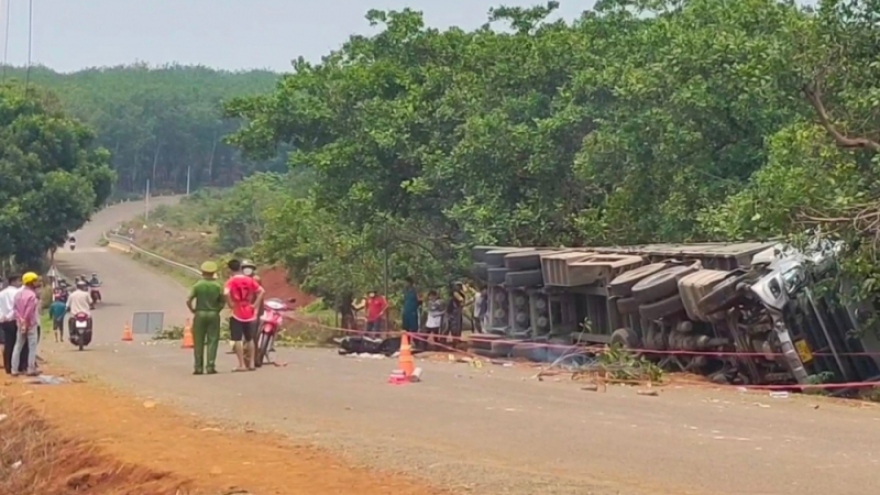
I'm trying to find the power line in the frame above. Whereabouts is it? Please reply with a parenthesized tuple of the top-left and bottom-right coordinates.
(25, 0, 33, 89)
(2, 0, 11, 80)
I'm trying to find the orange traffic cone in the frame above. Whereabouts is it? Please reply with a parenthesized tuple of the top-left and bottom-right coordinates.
(398, 332, 415, 378)
(121, 321, 133, 342)
(181, 318, 194, 349)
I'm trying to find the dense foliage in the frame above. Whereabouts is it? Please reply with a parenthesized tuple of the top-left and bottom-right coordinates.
(0, 83, 115, 269)
(55, 1, 880, 308)
(2, 64, 279, 196)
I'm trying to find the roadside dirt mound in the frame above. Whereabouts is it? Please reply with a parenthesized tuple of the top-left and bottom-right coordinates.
(3, 373, 443, 495)
(0, 396, 192, 495)
(258, 266, 315, 309)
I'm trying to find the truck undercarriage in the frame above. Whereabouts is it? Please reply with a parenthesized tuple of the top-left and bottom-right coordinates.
(470, 242, 880, 389)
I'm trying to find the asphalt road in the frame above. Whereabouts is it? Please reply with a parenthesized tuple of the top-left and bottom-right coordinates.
(44, 199, 880, 495)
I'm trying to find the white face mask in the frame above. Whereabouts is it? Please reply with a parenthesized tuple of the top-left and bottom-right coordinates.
(243, 267, 255, 276)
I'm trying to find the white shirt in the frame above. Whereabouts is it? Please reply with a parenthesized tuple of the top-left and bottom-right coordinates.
(0, 286, 21, 322)
(66, 289, 92, 316)
(473, 292, 484, 318)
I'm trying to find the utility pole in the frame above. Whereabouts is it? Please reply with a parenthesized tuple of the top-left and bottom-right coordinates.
(144, 179, 151, 222)
(186, 165, 191, 195)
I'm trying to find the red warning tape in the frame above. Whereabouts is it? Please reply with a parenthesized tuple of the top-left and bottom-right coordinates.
(280, 314, 880, 391)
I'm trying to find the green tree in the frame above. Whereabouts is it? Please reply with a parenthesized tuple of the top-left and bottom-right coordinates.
(218, 1, 880, 307)
(2, 63, 279, 196)
(0, 83, 115, 268)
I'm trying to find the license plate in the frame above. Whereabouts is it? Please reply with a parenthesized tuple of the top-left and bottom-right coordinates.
(75, 320, 88, 329)
(795, 339, 813, 364)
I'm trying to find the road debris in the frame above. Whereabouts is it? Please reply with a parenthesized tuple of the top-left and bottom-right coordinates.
(24, 374, 66, 385)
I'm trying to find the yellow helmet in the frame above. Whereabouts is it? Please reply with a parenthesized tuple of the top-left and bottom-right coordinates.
(22, 272, 39, 285)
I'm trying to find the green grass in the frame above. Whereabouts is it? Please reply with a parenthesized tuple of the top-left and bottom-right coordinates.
(129, 252, 201, 286)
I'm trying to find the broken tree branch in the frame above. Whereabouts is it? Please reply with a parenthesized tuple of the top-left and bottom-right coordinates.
(802, 83, 880, 153)
(798, 201, 880, 250)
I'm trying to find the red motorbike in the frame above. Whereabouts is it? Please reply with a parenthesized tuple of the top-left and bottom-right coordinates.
(255, 298, 290, 368)
(69, 312, 93, 351)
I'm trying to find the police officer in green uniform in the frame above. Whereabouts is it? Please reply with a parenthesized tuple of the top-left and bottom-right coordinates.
(186, 261, 225, 374)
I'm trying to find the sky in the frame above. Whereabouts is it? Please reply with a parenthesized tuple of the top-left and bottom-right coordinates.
(0, 0, 593, 73)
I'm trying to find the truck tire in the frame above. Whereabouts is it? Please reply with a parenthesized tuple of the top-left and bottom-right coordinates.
(505, 269, 543, 287)
(490, 339, 516, 357)
(473, 348, 505, 359)
(468, 333, 502, 351)
(639, 295, 685, 321)
(472, 262, 489, 282)
(487, 267, 509, 285)
(616, 297, 640, 314)
(609, 263, 668, 297)
(610, 327, 640, 349)
(631, 264, 698, 304)
(472, 246, 497, 263)
(503, 251, 543, 271)
(696, 273, 749, 316)
(485, 250, 514, 267)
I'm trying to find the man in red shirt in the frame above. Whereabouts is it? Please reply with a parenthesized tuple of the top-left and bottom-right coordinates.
(364, 289, 388, 338)
(224, 259, 265, 371)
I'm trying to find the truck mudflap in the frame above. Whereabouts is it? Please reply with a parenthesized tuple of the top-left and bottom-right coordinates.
(782, 289, 880, 386)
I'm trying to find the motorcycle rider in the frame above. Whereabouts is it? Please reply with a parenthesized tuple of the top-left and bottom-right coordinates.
(65, 280, 92, 338)
(68, 235, 76, 251)
(87, 272, 102, 307)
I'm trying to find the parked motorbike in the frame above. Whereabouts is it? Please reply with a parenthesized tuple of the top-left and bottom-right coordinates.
(69, 312, 93, 351)
(255, 298, 290, 367)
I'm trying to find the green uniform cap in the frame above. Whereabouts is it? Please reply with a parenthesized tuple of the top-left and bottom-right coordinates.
(200, 261, 218, 273)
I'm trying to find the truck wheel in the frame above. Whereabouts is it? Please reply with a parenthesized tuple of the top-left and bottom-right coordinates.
(639, 295, 686, 321)
(610, 328, 640, 349)
(609, 263, 668, 297)
(504, 269, 543, 287)
(485, 250, 514, 267)
(471, 246, 496, 263)
(696, 273, 749, 316)
(631, 264, 699, 303)
(487, 268, 509, 285)
(616, 297, 640, 314)
(503, 251, 543, 271)
(471, 262, 489, 282)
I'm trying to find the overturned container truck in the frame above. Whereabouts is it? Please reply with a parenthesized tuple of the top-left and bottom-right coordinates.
(470, 242, 880, 389)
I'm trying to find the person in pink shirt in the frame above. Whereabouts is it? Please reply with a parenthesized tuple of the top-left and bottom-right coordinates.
(11, 272, 40, 376)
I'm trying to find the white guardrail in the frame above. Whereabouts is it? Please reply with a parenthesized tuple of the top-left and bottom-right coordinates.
(103, 231, 201, 276)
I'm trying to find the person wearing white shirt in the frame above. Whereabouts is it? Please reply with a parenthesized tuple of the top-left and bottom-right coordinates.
(0, 275, 23, 374)
(66, 282, 92, 316)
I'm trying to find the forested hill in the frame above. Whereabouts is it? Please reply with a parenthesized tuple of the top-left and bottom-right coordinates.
(0, 64, 280, 196)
